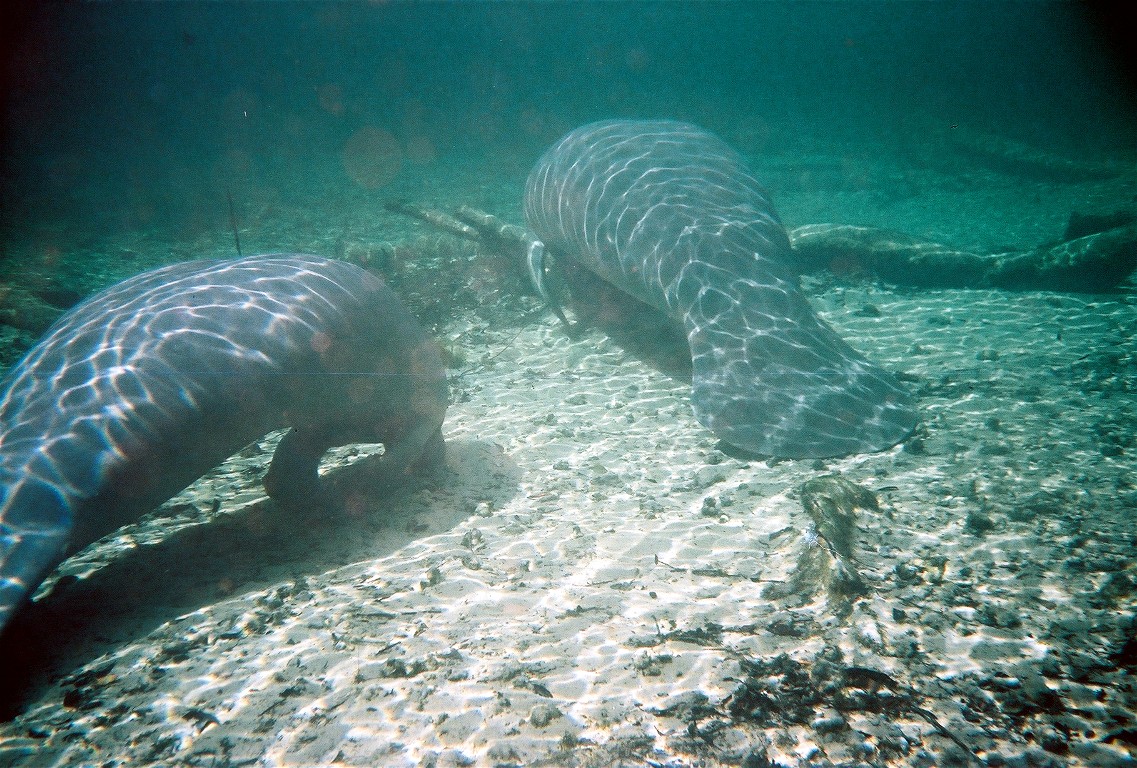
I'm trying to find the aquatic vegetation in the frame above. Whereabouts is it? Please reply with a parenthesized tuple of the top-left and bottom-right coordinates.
(762, 475, 879, 612)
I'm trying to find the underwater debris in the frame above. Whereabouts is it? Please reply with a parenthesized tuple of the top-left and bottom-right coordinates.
(800, 475, 878, 558)
(947, 124, 1126, 182)
(789, 220, 1137, 292)
(0, 282, 64, 336)
(762, 475, 879, 611)
(395, 198, 1137, 295)
(1063, 210, 1136, 240)
(225, 188, 242, 257)
(721, 648, 979, 763)
(384, 200, 482, 241)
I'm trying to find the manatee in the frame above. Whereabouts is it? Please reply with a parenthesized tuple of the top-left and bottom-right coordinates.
(0, 254, 447, 632)
(524, 119, 916, 458)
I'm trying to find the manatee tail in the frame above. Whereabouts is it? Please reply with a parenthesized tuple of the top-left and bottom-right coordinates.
(677, 265, 917, 459)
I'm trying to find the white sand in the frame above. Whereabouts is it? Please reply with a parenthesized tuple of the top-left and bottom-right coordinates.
(1, 137, 1135, 768)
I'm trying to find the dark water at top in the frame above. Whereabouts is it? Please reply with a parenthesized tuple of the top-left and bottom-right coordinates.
(2, 1, 1133, 248)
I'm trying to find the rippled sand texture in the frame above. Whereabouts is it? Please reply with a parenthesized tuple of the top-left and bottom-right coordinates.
(1, 270, 1133, 767)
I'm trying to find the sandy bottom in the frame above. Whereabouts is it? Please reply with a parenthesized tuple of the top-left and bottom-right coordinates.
(0, 133, 1135, 768)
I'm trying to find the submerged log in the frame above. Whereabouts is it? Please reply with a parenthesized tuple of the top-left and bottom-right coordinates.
(391, 201, 1137, 294)
(789, 221, 1137, 292)
(0, 283, 65, 335)
(948, 124, 1131, 183)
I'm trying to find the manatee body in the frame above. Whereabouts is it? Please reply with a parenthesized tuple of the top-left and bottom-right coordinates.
(525, 119, 916, 458)
(0, 255, 447, 632)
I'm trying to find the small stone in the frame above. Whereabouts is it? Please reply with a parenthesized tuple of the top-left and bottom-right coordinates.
(1096, 572, 1135, 604)
(811, 712, 846, 733)
(528, 703, 562, 728)
(1038, 725, 1069, 754)
(894, 562, 922, 584)
(964, 511, 995, 535)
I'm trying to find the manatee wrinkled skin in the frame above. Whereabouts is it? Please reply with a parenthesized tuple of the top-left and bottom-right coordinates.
(525, 119, 916, 459)
(0, 254, 447, 632)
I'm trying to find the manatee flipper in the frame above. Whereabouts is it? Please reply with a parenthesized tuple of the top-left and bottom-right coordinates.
(262, 428, 332, 507)
(526, 240, 550, 306)
(264, 417, 447, 511)
(525, 238, 575, 330)
(323, 422, 448, 504)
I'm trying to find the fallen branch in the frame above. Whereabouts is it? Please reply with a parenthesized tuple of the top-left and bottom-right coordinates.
(948, 123, 1130, 183)
(789, 221, 1137, 292)
(388, 202, 1137, 294)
